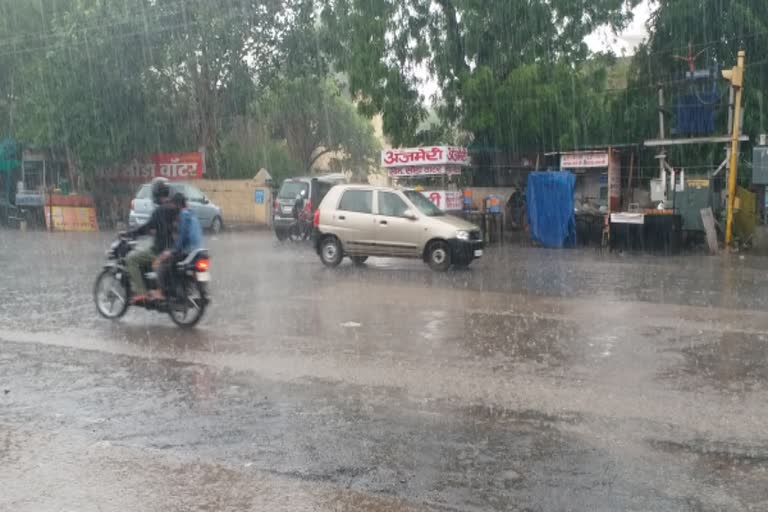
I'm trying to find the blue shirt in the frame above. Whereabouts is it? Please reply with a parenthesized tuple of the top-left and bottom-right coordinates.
(174, 209, 203, 256)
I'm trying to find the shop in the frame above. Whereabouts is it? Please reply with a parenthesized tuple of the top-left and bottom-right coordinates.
(559, 149, 621, 212)
(381, 146, 470, 211)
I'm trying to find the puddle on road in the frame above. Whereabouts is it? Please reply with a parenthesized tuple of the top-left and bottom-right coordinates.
(463, 312, 581, 366)
(662, 330, 768, 392)
(462, 404, 582, 426)
(0, 425, 428, 512)
(650, 438, 768, 506)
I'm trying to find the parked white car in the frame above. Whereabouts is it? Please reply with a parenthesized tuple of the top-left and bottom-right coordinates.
(128, 182, 223, 233)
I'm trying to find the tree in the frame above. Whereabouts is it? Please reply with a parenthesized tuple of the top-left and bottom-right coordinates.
(3, 0, 306, 178)
(142, 0, 301, 175)
(320, 0, 640, 151)
(258, 76, 380, 175)
(615, 0, 768, 172)
(12, 0, 171, 174)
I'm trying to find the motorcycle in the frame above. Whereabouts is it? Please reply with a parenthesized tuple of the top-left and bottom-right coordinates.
(288, 191, 312, 241)
(93, 236, 211, 328)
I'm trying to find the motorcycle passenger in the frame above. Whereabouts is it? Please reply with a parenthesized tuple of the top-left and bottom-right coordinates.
(153, 192, 203, 300)
(124, 177, 179, 304)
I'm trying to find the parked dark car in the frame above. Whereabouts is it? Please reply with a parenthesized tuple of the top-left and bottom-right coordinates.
(273, 174, 346, 241)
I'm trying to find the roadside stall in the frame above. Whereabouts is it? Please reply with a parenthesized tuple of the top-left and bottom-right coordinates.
(558, 149, 621, 249)
(381, 146, 470, 212)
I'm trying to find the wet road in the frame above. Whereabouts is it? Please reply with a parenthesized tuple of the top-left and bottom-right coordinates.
(2, 229, 768, 511)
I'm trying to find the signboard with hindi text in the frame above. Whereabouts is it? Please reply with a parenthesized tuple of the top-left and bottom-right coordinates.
(388, 165, 462, 178)
(96, 152, 204, 182)
(560, 152, 610, 169)
(44, 206, 99, 232)
(381, 146, 470, 168)
(422, 190, 463, 211)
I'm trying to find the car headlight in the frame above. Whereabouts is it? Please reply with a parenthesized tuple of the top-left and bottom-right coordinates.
(456, 230, 470, 241)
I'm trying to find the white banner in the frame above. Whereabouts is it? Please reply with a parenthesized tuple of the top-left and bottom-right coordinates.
(388, 165, 462, 178)
(561, 152, 609, 169)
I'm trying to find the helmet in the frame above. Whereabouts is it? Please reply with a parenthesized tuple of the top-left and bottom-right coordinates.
(171, 191, 187, 209)
(150, 177, 170, 205)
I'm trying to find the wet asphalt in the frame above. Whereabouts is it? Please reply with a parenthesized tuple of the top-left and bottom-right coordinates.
(1, 229, 768, 511)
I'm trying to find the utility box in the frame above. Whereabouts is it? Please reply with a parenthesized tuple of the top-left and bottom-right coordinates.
(675, 178, 713, 232)
(650, 179, 665, 202)
(753, 147, 768, 184)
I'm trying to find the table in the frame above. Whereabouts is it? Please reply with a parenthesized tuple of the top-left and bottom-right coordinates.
(610, 213, 682, 254)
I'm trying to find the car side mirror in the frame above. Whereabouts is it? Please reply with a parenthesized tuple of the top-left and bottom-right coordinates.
(202, 195, 209, 204)
(403, 209, 417, 220)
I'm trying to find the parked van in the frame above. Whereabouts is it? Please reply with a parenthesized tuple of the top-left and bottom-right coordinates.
(273, 174, 346, 241)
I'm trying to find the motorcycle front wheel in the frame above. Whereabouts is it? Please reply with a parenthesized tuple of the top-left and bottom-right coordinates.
(94, 268, 130, 320)
(168, 278, 207, 328)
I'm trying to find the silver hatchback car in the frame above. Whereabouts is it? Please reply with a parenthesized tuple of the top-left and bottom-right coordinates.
(128, 182, 224, 233)
(313, 184, 484, 271)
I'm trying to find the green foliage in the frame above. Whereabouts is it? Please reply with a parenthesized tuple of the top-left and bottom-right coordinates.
(616, 0, 768, 170)
(219, 123, 303, 183)
(258, 76, 380, 175)
(321, 0, 640, 150)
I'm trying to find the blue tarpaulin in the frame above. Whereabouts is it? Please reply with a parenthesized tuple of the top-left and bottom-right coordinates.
(675, 93, 718, 135)
(527, 171, 576, 248)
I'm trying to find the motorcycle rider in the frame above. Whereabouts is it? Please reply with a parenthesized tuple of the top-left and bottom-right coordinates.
(292, 189, 309, 239)
(123, 177, 179, 304)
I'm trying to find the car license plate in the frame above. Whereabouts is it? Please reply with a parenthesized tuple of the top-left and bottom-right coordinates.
(196, 271, 211, 282)
(282, 206, 293, 215)
(474, 249, 483, 257)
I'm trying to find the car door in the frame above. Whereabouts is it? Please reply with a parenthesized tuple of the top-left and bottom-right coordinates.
(333, 189, 377, 255)
(131, 184, 155, 227)
(375, 191, 424, 257)
(182, 184, 211, 227)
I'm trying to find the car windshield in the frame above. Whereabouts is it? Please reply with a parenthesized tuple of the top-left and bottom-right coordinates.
(135, 184, 151, 199)
(404, 190, 444, 217)
(278, 181, 308, 200)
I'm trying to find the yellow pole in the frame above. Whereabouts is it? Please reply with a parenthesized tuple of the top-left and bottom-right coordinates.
(723, 50, 746, 246)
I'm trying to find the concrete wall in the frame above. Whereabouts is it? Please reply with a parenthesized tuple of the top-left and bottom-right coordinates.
(195, 179, 272, 226)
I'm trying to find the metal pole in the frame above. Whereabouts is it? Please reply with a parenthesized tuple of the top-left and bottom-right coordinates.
(724, 51, 746, 246)
(657, 85, 667, 196)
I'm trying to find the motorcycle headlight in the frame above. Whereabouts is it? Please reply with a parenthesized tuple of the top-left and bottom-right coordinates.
(456, 230, 470, 241)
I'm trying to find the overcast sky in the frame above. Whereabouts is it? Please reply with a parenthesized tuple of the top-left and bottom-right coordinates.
(585, 0, 654, 55)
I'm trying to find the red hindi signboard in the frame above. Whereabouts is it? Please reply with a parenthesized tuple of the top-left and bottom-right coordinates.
(96, 152, 204, 182)
(381, 146, 470, 168)
(152, 152, 204, 180)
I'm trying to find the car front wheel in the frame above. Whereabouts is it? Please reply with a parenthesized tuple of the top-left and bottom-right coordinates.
(427, 241, 451, 272)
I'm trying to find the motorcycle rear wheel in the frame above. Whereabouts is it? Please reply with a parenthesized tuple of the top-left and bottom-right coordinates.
(168, 278, 207, 328)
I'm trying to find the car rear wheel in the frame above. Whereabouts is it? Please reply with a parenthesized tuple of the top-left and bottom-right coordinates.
(275, 229, 289, 241)
(320, 236, 343, 268)
(427, 241, 451, 272)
